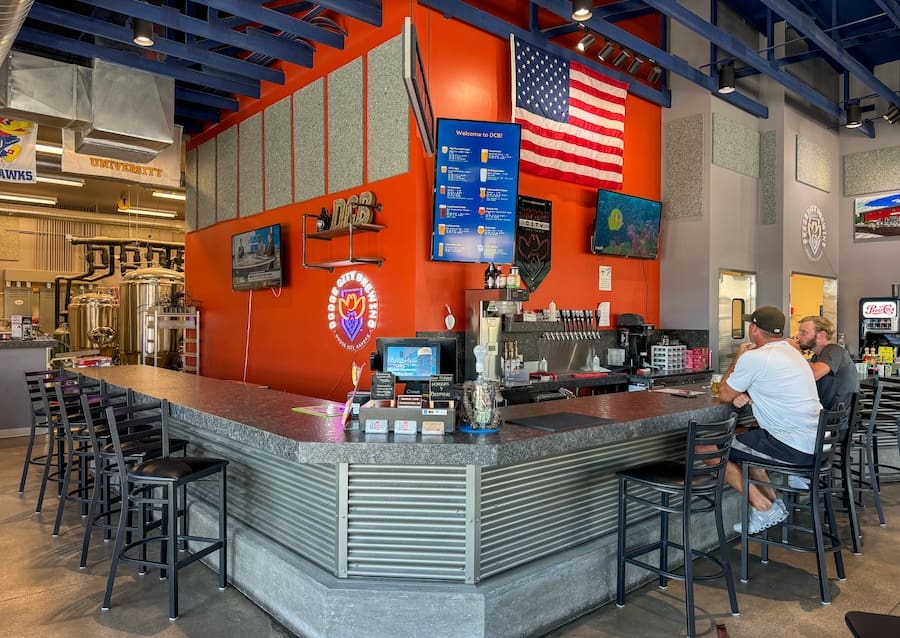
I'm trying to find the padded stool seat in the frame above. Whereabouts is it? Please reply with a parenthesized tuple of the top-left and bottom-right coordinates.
(617, 413, 738, 638)
(845, 611, 900, 637)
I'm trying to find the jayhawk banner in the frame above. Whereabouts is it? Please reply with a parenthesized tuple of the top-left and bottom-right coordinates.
(0, 118, 38, 183)
(328, 270, 379, 352)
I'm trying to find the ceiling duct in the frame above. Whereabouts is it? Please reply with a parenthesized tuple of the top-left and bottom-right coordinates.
(0, 55, 176, 163)
(75, 60, 175, 164)
(0, 51, 91, 128)
(0, 0, 33, 63)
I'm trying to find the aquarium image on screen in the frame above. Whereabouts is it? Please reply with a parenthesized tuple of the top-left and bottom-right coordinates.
(591, 190, 662, 259)
(232, 223, 283, 291)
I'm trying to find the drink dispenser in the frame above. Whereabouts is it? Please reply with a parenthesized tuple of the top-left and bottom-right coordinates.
(465, 288, 529, 381)
(616, 313, 654, 370)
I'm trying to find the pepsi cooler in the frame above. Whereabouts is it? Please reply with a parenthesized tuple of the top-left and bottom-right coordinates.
(859, 296, 900, 357)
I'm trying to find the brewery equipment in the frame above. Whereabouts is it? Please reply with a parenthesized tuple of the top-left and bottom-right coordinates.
(67, 292, 118, 356)
(465, 288, 529, 381)
(119, 267, 185, 366)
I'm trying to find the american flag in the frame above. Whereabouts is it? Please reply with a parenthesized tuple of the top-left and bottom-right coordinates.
(511, 36, 627, 190)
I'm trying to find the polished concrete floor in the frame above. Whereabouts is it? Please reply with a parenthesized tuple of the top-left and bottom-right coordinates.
(2, 434, 898, 638)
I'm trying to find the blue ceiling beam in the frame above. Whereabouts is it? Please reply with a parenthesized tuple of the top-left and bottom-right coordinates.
(872, 0, 900, 29)
(528, 0, 768, 116)
(176, 102, 221, 124)
(175, 87, 239, 112)
(309, 0, 382, 27)
(189, 0, 344, 49)
(80, 0, 314, 67)
(757, 0, 900, 108)
(641, 0, 839, 119)
(420, 0, 672, 108)
(15, 26, 261, 98)
(28, 2, 285, 86)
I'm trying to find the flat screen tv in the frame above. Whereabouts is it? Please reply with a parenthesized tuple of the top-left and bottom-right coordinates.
(591, 190, 662, 259)
(231, 223, 283, 291)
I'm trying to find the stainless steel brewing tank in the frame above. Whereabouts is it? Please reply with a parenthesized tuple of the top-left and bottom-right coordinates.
(68, 292, 118, 355)
(118, 267, 185, 366)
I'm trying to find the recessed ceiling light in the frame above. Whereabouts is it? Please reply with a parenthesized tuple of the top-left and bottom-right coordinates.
(0, 193, 58, 205)
(151, 190, 187, 201)
(117, 205, 177, 218)
(36, 175, 85, 187)
(35, 143, 63, 155)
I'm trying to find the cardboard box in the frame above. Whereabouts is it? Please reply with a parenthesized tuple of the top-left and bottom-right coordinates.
(359, 401, 456, 434)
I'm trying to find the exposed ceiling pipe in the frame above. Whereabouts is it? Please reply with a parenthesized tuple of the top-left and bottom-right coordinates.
(0, 1, 35, 63)
(67, 235, 185, 249)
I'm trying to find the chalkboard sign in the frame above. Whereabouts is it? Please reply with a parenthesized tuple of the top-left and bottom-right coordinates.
(371, 372, 396, 401)
(429, 374, 454, 403)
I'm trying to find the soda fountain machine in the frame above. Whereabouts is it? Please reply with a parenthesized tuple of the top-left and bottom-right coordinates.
(859, 286, 900, 358)
(464, 288, 529, 381)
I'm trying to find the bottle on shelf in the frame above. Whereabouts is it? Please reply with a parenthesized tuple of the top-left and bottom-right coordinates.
(495, 265, 506, 289)
(484, 262, 495, 289)
(508, 266, 519, 289)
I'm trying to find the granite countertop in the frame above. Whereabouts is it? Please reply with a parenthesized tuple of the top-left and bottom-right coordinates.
(81, 365, 731, 467)
(0, 338, 57, 350)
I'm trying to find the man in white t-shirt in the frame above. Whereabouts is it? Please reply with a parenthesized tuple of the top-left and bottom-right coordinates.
(718, 306, 822, 534)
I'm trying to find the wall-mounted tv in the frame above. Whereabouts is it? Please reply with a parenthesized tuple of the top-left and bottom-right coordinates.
(231, 223, 283, 291)
(591, 190, 662, 259)
(431, 118, 522, 264)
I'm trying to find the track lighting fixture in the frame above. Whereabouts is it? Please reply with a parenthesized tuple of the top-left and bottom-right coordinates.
(627, 55, 644, 75)
(612, 49, 631, 69)
(646, 63, 662, 85)
(132, 18, 154, 47)
(884, 104, 900, 124)
(718, 63, 735, 94)
(576, 33, 595, 52)
(597, 40, 616, 62)
(845, 103, 862, 129)
(571, 0, 592, 22)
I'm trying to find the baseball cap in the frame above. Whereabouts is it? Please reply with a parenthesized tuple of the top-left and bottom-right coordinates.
(742, 306, 785, 335)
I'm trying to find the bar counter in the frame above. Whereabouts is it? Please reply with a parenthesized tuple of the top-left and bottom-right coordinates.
(0, 338, 54, 435)
(82, 365, 734, 638)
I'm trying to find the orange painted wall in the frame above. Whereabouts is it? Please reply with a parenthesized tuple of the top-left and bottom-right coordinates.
(186, 3, 662, 400)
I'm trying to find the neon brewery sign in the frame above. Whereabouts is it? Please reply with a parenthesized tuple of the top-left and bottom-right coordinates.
(328, 270, 379, 351)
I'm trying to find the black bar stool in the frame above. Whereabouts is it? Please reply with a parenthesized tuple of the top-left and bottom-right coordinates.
(827, 393, 863, 555)
(78, 389, 187, 568)
(102, 400, 228, 620)
(50, 376, 128, 536)
(853, 376, 900, 526)
(616, 413, 739, 638)
(19, 369, 76, 495)
(33, 370, 91, 514)
(738, 406, 846, 604)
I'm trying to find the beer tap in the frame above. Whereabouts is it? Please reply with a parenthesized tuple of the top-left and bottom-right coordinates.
(576, 309, 586, 339)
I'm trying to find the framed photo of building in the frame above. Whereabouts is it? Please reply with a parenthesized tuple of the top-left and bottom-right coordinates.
(854, 192, 900, 241)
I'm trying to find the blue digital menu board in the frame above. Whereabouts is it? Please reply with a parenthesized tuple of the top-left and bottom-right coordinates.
(431, 119, 522, 263)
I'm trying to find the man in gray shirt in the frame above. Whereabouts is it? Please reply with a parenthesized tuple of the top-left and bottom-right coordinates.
(789, 315, 859, 490)
(793, 315, 859, 411)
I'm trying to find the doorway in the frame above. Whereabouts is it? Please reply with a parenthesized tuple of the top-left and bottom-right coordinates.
(789, 273, 837, 338)
(718, 270, 757, 372)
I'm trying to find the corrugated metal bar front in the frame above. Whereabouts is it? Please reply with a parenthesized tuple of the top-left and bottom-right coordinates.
(346, 464, 469, 581)
(479, 431, 686, 580)
(169, 418, 340, 573)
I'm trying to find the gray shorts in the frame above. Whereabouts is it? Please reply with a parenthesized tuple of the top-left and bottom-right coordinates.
(729, 428, 812, 466)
